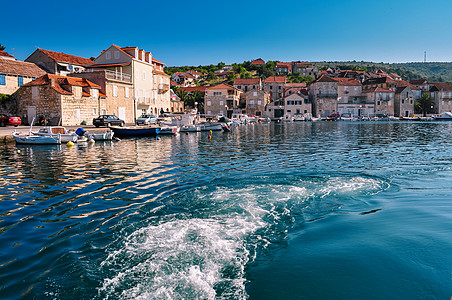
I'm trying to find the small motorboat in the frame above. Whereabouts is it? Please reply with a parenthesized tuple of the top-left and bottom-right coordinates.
(196, 122, 223, 131)
(434, 112, 452, 121)
(180, 125, 201, 132)
(33, 126, 79, 143)
(13, 131, 61, 145)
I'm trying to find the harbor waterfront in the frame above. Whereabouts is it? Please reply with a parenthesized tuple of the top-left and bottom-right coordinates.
(0, 121, 452, 299)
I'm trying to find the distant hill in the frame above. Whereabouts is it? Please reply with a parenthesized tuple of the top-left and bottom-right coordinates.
(313, 61, 452, 82)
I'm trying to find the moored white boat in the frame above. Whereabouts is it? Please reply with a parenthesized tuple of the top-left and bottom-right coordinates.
(86, 131, 115, 141)
(13, 131, 61, 145)
(32, 126, 78, 143)
(159, 126, 180, 135)
(434, 112, 452, 121)
(196, 122, 223, 131)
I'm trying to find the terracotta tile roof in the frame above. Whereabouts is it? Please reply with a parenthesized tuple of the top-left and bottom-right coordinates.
(153, 69, 170, 76)
(397, 80, 420, 90)
(429, 82, 452, 92)
(285, 82, 306, 88)
(234, 78, 261, 85)
(37, 48, 94, 66)
(362, 76, 396, 85)
(0, 50, 14, 59)
(331, 77, 362, 86)
(264, 76, 286, 83)
(0, 57, 46, 77)
(410, 79, 427, 85)
(215, 71, 234, 76)
(152, 57, 165, 65)
(207, 83, 236, 90)
(187, 70, 204, 76)
(313, 75, 338, 83)
(363, 87, 394, 93)
(251, 59, 265, 65)
(174, 72, 195, 78)
(170, 80, 181, 86)
(22, 74, 100, 95)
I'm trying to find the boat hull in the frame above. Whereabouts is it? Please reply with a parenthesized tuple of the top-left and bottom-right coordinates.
(13, 132, 61, 145)
(110, 126, 160, 137)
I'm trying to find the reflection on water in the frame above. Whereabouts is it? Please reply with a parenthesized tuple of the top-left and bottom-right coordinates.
(0, 122, 452, 298)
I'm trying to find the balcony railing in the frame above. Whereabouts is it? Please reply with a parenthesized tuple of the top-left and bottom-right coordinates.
(137, 97, 151, 105)
(159, 83, 170, 92)
(105, 70, 132, 83)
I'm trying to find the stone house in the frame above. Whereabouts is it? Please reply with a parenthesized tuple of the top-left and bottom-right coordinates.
(71, 70, 134, 123)
(245, 89, 270, 116)
(233, 78, 262, 92)
(276, 62, 292, 74)
(13, 74, 103, 126)
(362, 87, 395, 116)
(87, 44, 171, 119)
(394, 86, 415, 117)
(283, 89, 311, 118)
(427, 82, 452, 114)
(204, 83, 242, 117)
(292, 62, 319, 78)
(171, 72, 196, 86)
(0, 50, 46, 95)
(332, 78, 370, 116)
(309, 75, 338, 118)
(25, 48, 93, 76)
(263, 76, 286, 102)
(362, 76, 399, 90)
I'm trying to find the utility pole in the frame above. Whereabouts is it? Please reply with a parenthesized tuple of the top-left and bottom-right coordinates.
(424, 51, 427, 63)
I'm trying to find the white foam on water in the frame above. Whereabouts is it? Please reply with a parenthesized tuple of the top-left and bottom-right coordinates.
(98, 176, 386, 299)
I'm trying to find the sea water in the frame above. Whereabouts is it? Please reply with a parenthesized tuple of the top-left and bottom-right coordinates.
(0, 121, 451, 299)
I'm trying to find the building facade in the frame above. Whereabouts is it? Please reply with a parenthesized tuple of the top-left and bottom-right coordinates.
(245, 89, 270, 116)
(0, 51, 46, 95)
(309, 75, 339, 118)
(263, 76, 286, 102)
(204, 83, 242, 117)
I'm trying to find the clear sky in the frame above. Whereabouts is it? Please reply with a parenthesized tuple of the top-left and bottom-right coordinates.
(3, 0, 452, 66)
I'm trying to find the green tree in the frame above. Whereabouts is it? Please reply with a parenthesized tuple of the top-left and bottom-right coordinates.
(189, 90, 205, 113)
(415, 92, 434, 117)
(0, 44, 5, 51)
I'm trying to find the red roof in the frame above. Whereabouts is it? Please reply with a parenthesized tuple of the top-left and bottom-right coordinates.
(363, 87, 393, 93)
(314, 75, 338, 83)
(234, 78, 261, 85)
(153, 69, 170, 76)
(22, 74, 100, 95)
(215, 71, 234, 76)
(152, 57, 165, 65)
(207, 83, 236, 90)
(0, 50, 14, 59)
(285, 82, 307, 88)
(331, 77, 362, 86)
(37, 48, 94, 66)
(251, 59, 265, 65)
(170, 80, 181, 86)
(264, 76, 286, 83)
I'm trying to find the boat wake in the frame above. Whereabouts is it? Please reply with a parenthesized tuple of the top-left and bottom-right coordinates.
(97, 175, 388, 299)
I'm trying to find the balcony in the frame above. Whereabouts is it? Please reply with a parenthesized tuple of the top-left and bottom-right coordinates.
(137, 97, 151, 105)
(158, 83, 170, 92)
(105, 70, 132, 83)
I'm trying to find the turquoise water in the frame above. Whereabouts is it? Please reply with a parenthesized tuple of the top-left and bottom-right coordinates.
(0, 122, 451, 299)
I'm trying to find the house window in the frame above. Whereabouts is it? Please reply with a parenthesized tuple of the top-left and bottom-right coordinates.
(113, 85, 118, 97)
(270, 86, 272, 89)
(135, 70, 139, 79)
(0, 74, 6, 85)
(92, 89, 98, 98)
(125, 87, 129, 98)
(213, 92, 222, 96)
(106, 52, 111, 60)
(402, 99, 404, 104)
(253, 92, 257, 96)
(101, 109, 107, 115)
(93, 108, 97, 115)
(220, 100, 224, 105)
(18, 76, 23, 86)
(114, 51, 120, 59)
(143, 71, 146, 80)
(258, 101, 262, 105)
(207, 101, 211, 106)
(250, 100, 255, 105)
(207, 111, 212, 115)
(237, 85, 241, 89)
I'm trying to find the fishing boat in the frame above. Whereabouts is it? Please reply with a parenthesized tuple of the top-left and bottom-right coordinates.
(110, 126, 160, 137)
(13, 131, 61, 145)
(180, 125, 201, 132)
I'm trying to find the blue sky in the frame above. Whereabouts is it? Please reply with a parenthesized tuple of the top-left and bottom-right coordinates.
(3, 0, 452, 66)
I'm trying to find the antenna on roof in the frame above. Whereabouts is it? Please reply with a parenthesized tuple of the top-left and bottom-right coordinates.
(424, 51, 426, 63)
